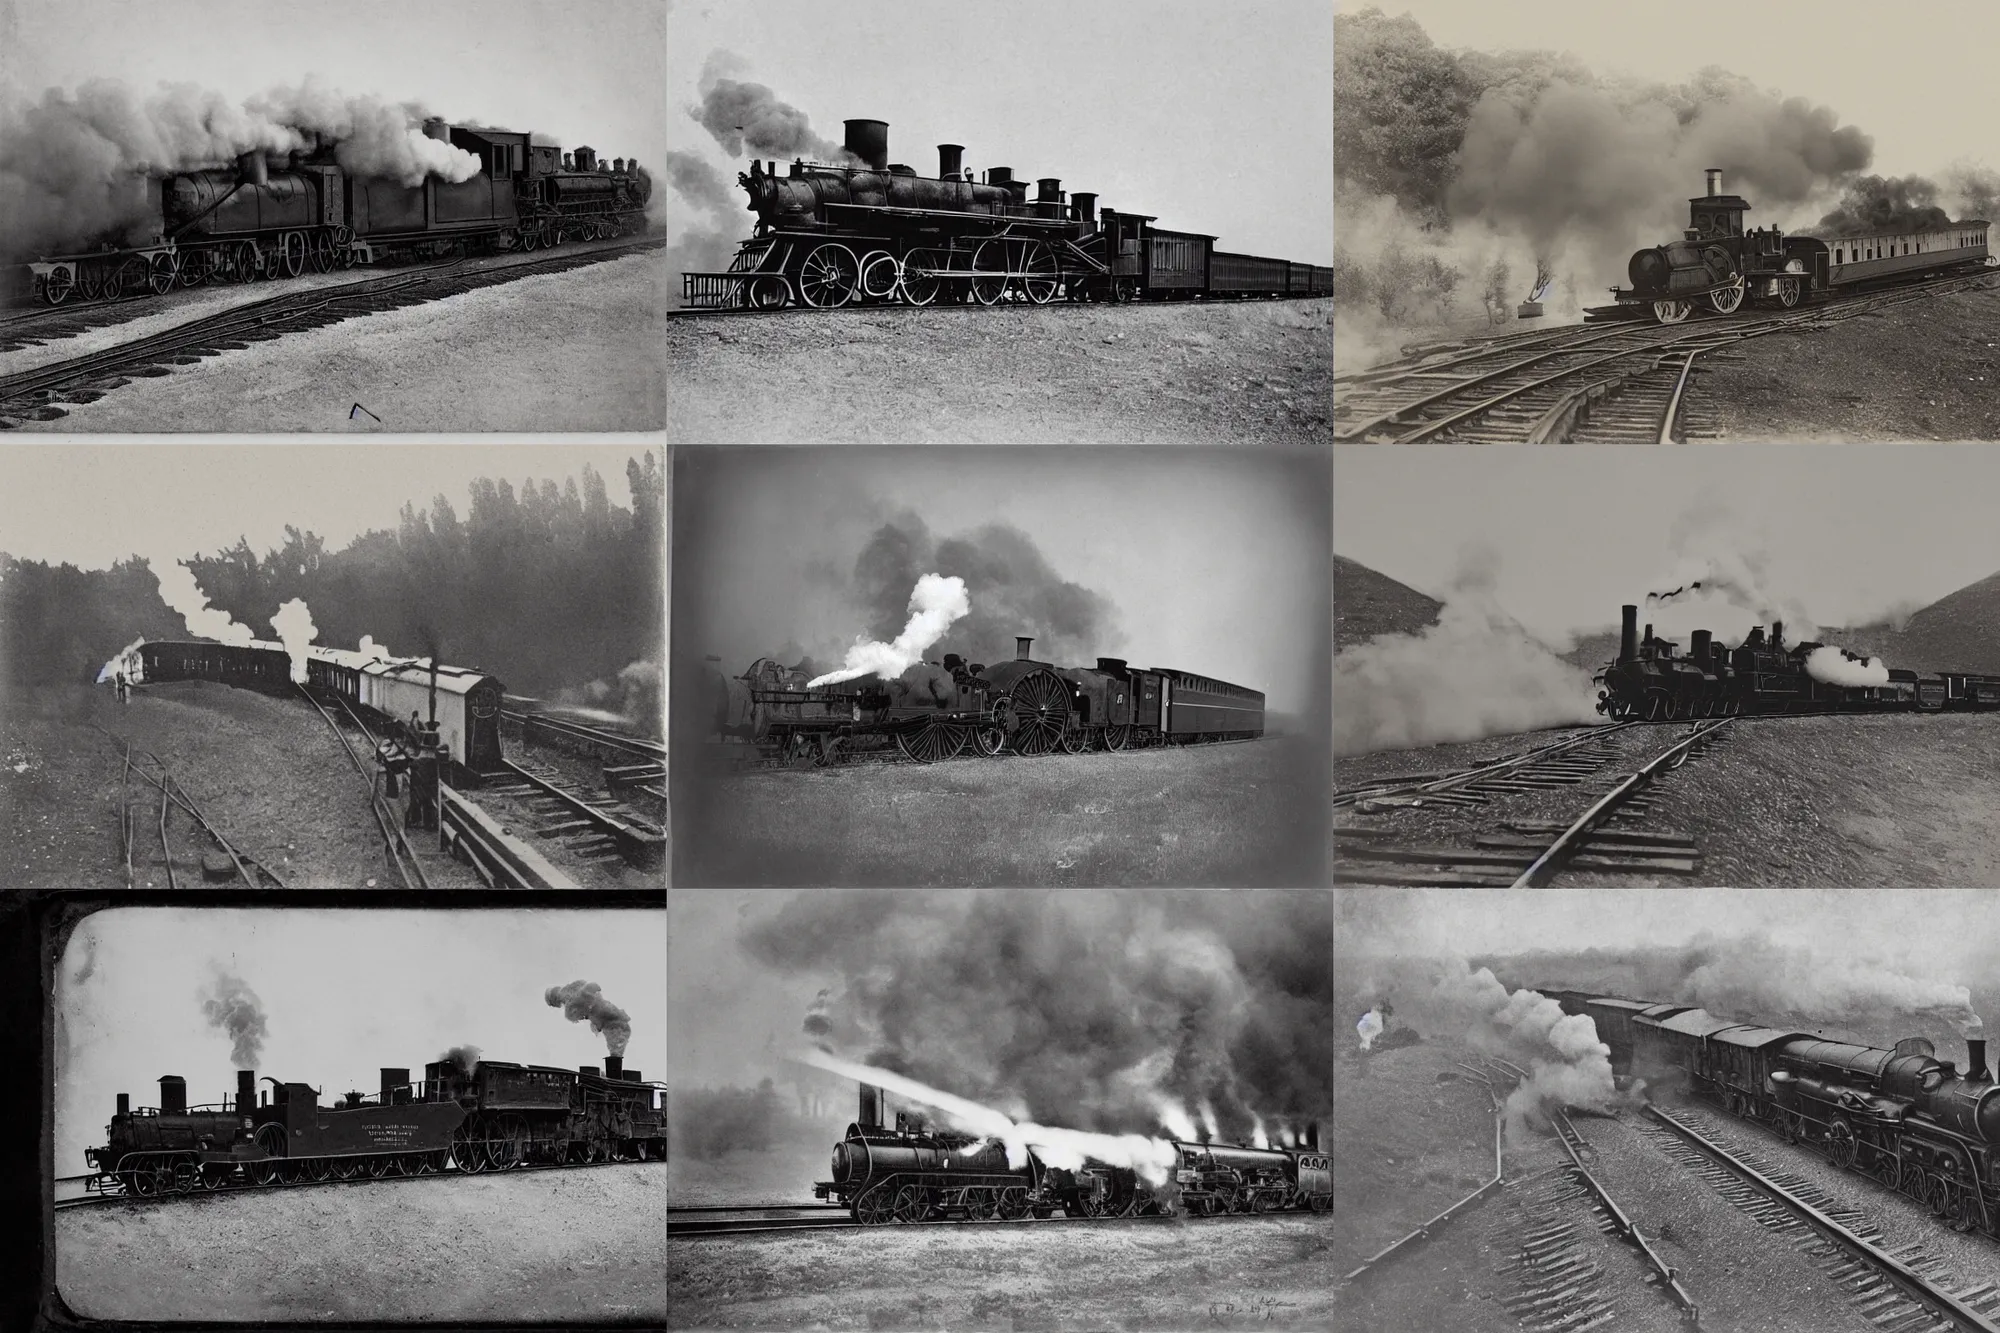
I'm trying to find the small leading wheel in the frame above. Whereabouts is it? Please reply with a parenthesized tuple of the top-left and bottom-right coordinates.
(79, 263, 105, 301)
(42, 266, 73, 306)
(148, 252, 179, 295)
(199, 1166, 226, 1191)
(180, 249, 214, 288)
(854, 1186, 896, 1224)
(234, 241, 259, 283)
(520, 224, 541, 252)
(310, 231, 335, 273)
(968, 722, 1007, 757)
(970, 238, 1009, 305)
(1113, 277, 1137, 304)
(892, 1184, 929, 1223)
(1707, 280, 1744, 314)
(1007, 237, 1059, 304)
(1773, 275, 1801, 309)
(366, 1155, 390, 1179)
(1651, 298, 1692, 324)
(897, 719, 965, 764)
(900, 248, 943, 306)
(798, 242, 860, 308)
(748, 275, 791, 310)
(1059, 725, 1086, 755)
(859, 250, 901, 302)
(281, 231, 306, 278)
(1103, 724, 1129, 752)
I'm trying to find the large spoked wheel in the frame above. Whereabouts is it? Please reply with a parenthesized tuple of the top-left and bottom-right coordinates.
(1007, 238, 1059, 304)
(310, 231, 335, 273)
(147, 252, 180, 295)
(1773, 276, 1801, 309)
(970, 239, 1009, 305)
(248, 1126, 285, 1184)
(1826, 1117, 1857, 1172)
(900, 248, 942, 306)
(281, 231, 305, 278)
(234, 241, 259, 283)
(859, 250, 901, 302)
(776, 733, 818, 769)
(996, 1186, 1031, 1220)
(748, 275, 791, 310)
(1707, 279, 1744, 314)
(798, 242, 860, 308)
(1079, 1191, 1113, 1218)
(1003, 672, 1071, 755)
(1059, 724, 1087, 755)
(126, 1164, 160, 1198)
(79, 263, 105, 301)
(812, 733, 845, 767)
(1651, 298, 1692, 324)
(332, 1157, 364, 1181)
(897, 719, 966, 764)
(854, 1186, 896, 1225)
(454, 1122, 489, 1173)
(180, 249, 215, 288)
(966, 1191, 999, 1220)
(968, 721, 1007, 757)
(491, 1114, 527, 1171)
(1104, 724, 1130, 752)
(366, 1154, 391, 1179)
(892, 1184, 930, 1224)
(114, 257, 149, 300)
(42, 266, 73, 306)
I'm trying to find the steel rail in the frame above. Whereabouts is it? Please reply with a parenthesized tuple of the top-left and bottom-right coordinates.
(498, 758, 662, 865)
(1658, 349, 1702, 445)
(1646, 1106, 2000, 1333)
(502, 708, 665, 760)
(1507, 718, 1733, 888)
(327, 694, 435, 892)
(96, 729, 278, 887)
(668, 1203, 848, 1213)
(294, 685, 430, 892)
(671, 1210, 1278, 1239)
(157, 778, 177, 892)
(1333, 720, 1642, 809)
(1553, 1109, 1702, 1326)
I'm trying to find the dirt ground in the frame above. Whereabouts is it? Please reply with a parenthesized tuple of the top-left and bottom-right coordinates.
(674, 735, 1328, 886)
(9, 250, 665, 433)
(667, 299, 1332, 445)
(671, 1215, 1334, 1331)
(55, 1162, 665, 1322)
(1697, 280, 2000, 440)
(1, 681, 480, 889)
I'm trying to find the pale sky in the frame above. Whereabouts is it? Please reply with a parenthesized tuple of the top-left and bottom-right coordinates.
(1343, 0, 2000, 183)
(0, 444, 652, 570)
(1332, 445, 2000, 640)
(1, 0, 666, 174)
(668, 889, 819, 1089)
(55, 907, 665, 1178)
(666, 0, 1333, 267)
(676, 448, 1330, 714)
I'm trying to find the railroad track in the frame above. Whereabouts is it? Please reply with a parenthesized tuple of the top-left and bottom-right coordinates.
(669, 1208, 1276, 1238)
(666, 294, 1327, 320)
(1549, 1108, 1703, 1327)
(1334, 721, 1644, 810)
(1644, 1105, 2000, 1333)
(93, 726, 287, 888)
(487, 757, 664, 869)
(0, 236, 662, 423)
(1333, 269, 2000, 444)
(295, 686, 433, 891)
(1336, 717, 1734, 887)
(502, 708, 663, 763)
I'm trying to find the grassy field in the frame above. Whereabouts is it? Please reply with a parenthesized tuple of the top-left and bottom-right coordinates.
(672, 735, 1327, 886)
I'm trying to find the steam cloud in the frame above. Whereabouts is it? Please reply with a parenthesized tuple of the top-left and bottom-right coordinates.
(438, 1043, 481, 1076)
(690, 50, 857, 165)
(1356, 1005, 1384, 1052)
(1668, 936, 1976, 1033)
(742, 890, 1331, 1143)
(556, 658, 662, 733)
(199, 969, 268, 1068)
(0, 78, 482, 260)
(156, 559, 253, 645)
(664, 149, 735, 214)
(545, 979, 633, 1056)
(268, 598, 317, 684)
(357, 634, 393, 663)
(96, 636, 145, 685)
(809, 574, 971, 686)
(1803, 645, 1889, 687)
(1335, 545, 1600, 756)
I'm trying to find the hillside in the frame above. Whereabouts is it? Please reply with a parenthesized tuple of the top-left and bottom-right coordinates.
(1333, 554, 1442, 650)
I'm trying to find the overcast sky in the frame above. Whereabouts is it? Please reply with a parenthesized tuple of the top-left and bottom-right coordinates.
(1, 0, 665, 174)
(1351, 0, 2000, 181)
(669, 889, 819, 1090)
(676, 448, 1329, 713)
(1333, 445, 2000, 640)
(0, 444, 650, 570)
(55, 908, 664, 1178)
(666, 0, 1332, 269)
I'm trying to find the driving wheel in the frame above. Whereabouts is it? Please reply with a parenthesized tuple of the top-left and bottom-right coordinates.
(897, 718, 965, 764)
(798, 242, 859, 308)
(1651, 298, 1691, 324)
(855, 1186, 896, 1224)
(1003, 671, 1071, 755)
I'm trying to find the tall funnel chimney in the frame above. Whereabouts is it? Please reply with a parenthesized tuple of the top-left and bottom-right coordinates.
(1771, 621, 1785, 651)
(236, 1070, 255, 1117)
(116, 1093, 129, 1116)
(1691, 629, 1712, 664)
(1016, 636, 1033, 661)
(605, 1054, 623, 1080)
(858, 1084, 883, 1128)
(1643, 623, 1654, 648)
(1619, 606, 1638, 663)
(1705, 168, 1722, 198)
(843, 119, 888, 170)
(381, 1067, 409, 1104)
(424, 117, 450, 143)
(159, 1075, 186, 1115)
(236, 151, 268, 188)
(1970, 1038, 1989, 1084)
(937, 144, 963, 179)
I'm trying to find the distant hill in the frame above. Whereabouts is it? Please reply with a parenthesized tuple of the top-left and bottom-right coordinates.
(1334, 555, 1442, 650)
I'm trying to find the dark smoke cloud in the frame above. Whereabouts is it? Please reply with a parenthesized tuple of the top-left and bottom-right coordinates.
(1816, 174, 1953, 236)
(664, 148, 735, 214)
(689, 50, 857, 165)
(199, 969, 267, 1068)
(663, 142, 742, 308)
(438, 1044, 482, 1076)
(545, 979, 633, 1056)
(740, 890, 1331, 1139)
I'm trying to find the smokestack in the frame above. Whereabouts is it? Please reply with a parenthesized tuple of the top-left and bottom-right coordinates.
(1072, 191, 1098, 229)
(987, 166, 1013, 186)
(1036, 177, 1062, 201)
(605, 1054, 623, 1080)
(116, 1093, 129, 1116)
(1016, 636, 1033, 661)
(159, 1075, 186, 1114)
(236, 1070, 254, 1117)
(381, 1068, 409, 1104)
(843, 119, 888, 171)
(1643, 623, 1654, 648)
(236, 151, 268, 188)
(1619, 605, 1638, 663)
(423, 117, 450, 143)
(938, 144, 963, 179)
(1691, 629, 1712, 664)
(858, 1084, 883, 1129)
(1705, 168, 1723, 198)
(1970, 1039, 1988, 1084)
(613, 157, 625, 173)
(1771, 621, 1785, 650)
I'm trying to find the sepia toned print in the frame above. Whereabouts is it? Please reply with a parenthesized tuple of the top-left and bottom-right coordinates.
(1334, 2, 2000, 442)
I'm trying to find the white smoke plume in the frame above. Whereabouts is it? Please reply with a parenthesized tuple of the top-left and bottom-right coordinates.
(1356, 1005, 1384, 1052)
(155, 560, 253, 645)
(1672, 935, 1976, 1033)
(1152, 1096, 1198, 1142)
(1335, 545, 1600, 756)
(809, 574, 971, 687)
(1641, 545, 1821, 646)
(245, 82, 482, 187)
(268, 598, 317, 684)
(1249, 1113, 1269, 1150)
(357, 634, 393, 663)
(96, 637, 145, 685)
(1804, 645, 1889, 687)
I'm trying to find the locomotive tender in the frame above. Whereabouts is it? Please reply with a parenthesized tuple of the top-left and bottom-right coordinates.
(683, 117, 1332, 309)
(812, 1086, 1330, 1222)
(1617, 169, 1991, 324)
(1594, 603, 2000, 721)
(1549, 989, 2000, 1236)
(85, 1054, 664, 1199)
(28, 122, 651, 306)
(710, 634, 1264, 765)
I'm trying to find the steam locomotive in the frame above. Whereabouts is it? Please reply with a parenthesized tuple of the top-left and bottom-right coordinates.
(682, 117, 1332, 309)
(1614, 169, 1991, 324)
(1549, 989, 2000, 1236)
(811, 1086, 1330, 1222)
(1594, 604, 2000, 721)
(27, 121, 651, 306)
(84, 1054, 664, 1199)
(707, 634, 1264, 765)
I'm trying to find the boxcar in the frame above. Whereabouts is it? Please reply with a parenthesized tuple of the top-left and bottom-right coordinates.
(1146, 226, 1213, 296)
(1209, 250, 1290, 297)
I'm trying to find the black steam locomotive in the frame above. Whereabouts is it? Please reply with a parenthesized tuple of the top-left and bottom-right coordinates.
(682, 117, 1332, 309)
(1550, 990, 2000, 1235)
(708, 634, 1264, 765)
(84, 1054, 664, 1199)
(28, 121, 651, 305)
(1614, 169, 1991, 324)
(1594, 604, 2000, 721)
(811, 1086, 1330, 1222)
